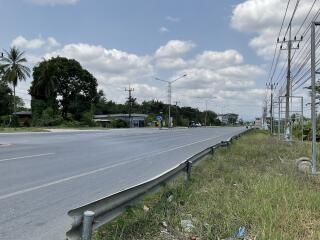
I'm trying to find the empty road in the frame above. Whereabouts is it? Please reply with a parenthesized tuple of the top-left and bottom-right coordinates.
(0, 127, 245, 240)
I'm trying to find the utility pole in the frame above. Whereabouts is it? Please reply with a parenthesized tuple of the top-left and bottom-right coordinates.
(125, 84, 134, 128)
(174, 101, 180, 127)
(311, 22, 319, 174)
(155, 74, 187, 128)
(278, 24, 303, 140)
(266, 82, 278, 134)
(263, 101, 268, 129)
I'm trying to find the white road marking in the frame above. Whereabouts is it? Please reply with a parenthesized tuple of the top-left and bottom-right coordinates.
(0, 153, 55, 163)
(0, 134, 229, 200)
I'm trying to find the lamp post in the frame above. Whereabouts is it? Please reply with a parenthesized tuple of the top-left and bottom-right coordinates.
(155, 74, 187, 128)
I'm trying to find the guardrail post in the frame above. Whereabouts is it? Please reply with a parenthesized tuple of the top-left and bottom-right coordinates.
(82, 211, 95, 240)
(186, 161, 193, 182)
(211, 147, 215, 155)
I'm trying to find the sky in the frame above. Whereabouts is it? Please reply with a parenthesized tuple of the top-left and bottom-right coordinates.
(0, 0, 318, 120)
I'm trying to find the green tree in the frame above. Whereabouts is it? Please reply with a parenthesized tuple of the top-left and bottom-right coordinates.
(30, 57, 98, 120)
(30, 59, 57, 100)
(0, 47, 31, 113)
(0, 80, 12, 116)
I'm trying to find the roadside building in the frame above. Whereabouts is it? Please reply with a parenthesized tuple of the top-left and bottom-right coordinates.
(13, 111, 32, 127)
(218, 113, 239, 125)
(94, 113, 148, 128)
(254, 117, 262, 129)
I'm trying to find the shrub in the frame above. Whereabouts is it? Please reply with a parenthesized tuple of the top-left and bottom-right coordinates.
(111, 119, 128, 128)
(81, 111, 96, 127)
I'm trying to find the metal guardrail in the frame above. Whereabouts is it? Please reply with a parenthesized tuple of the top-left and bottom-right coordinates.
(66, 130, 249, 240)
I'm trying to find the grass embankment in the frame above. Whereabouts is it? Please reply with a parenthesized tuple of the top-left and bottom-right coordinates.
(94, 130, 320, 240)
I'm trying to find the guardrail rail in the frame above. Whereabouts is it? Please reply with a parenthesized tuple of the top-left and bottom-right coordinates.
(66, 129, 250, 240)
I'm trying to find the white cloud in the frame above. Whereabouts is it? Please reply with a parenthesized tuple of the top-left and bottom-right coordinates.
(155, 57, 187, 69)
(159, 26, 169, 33)
(11, 36, 60, 50)
(231, 0, 319, 59)
(155, 40, 196, 58)
(192, 50, 244, 69)
(44, 43, 154, 100)
(11, 36, 45, 49)
(165, 16, 180, 22)
(29, 0, 79, 6)
(47, 37, 61, 49)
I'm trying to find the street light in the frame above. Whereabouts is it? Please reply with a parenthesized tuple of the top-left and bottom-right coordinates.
(155, 74, 187, 128)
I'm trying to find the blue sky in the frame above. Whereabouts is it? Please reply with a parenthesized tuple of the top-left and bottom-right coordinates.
(1, 1, 254, 57)
(2, 0, 309, 120)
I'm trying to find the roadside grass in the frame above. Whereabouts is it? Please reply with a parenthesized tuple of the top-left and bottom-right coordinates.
(94, 130, 320, 240)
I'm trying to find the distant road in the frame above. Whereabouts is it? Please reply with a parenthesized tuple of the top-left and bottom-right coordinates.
(0, 127, 245, 240)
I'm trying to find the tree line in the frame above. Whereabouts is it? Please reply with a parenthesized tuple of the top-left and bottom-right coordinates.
(0, 47, 223, 127)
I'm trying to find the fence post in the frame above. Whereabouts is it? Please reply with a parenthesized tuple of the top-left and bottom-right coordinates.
(82, 211, 95, 240)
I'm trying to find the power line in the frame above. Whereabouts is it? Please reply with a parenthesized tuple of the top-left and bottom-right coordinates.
(267, 0, 292, 84)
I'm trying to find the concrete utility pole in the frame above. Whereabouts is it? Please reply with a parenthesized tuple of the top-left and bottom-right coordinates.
(311, 22, 319, 174)
(174, 101, 180, 127)
(266, 82, 278, 134)
(278, 23, 303, 140)
(155, 74, 187, 128)
(125, 85, 134, 128)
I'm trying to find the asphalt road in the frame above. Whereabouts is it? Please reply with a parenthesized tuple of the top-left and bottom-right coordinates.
(0, 127, 245, 240)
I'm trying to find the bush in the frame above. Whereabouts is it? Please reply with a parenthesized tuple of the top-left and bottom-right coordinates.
(32, 107, 63, 126)
(0, 115, 19, 127)
(111, 119, 128, 128)
(81, 111, 96, 127)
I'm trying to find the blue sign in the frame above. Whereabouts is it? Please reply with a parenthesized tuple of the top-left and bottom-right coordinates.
(156, 116, 162, 121)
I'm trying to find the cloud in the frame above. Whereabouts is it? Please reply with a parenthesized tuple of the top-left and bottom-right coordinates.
(44, 43, 154, 100)
(165, 16, 180, 22)
(231, 0, 319, 59)
(11, 36, 45, 49)
(47, 37, 61, 49)
(155, 57, 187, 69)
(155, 49, 244, 70)
(159, 26, 169, 33)
(11, 36, 60, 50)
(192, 50, 244, 69)
(29, 0, 79, 6)
(155, 40, 196, 58)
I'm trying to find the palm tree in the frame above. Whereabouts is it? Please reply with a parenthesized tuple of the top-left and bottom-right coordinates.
(0, 47, 30, 113)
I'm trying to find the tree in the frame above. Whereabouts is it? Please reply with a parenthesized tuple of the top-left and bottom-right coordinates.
(0, 47, 30, 113)
(0, 80, 12, 116)
(30, 57, 98, 120)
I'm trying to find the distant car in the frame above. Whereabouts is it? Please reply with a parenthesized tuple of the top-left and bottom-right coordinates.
(189, 121, 196, 128)
(196, 123, 202, 127)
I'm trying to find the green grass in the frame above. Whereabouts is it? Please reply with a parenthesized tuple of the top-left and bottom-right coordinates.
(94, 130, 320, 240)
